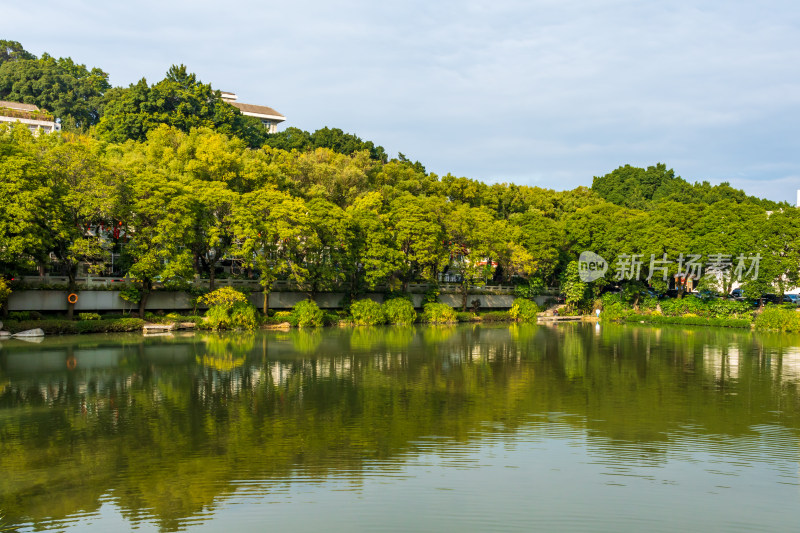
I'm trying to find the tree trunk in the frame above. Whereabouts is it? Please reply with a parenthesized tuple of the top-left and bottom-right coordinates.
(138, 279, 152, 318)
(461, 282, 468, 311)
(261, 282, 272, 316)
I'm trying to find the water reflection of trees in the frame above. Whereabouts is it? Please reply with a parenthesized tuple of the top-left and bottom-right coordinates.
(2, 324, 800, 530)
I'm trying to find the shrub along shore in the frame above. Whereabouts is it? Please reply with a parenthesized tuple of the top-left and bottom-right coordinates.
(5, 286, 800, 335)
(599, 291, 800, 332)
(1, 288, 543, 335)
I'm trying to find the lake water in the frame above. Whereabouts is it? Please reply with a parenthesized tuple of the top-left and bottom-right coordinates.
(1, 323, 800, 532)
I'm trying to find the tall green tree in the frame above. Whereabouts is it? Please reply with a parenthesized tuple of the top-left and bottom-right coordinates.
(0, 52, 110, 129)
(508, 210, 563, 284)
(43, 133, 115, 318)
(300, 198, 349, 294)
(110, 141, 196, 316)
(444, 204, 499, 310)
(233, 187, 313, 313)
(689, 201, 764, 296)
(96, 65, 267, 148)
(344, 192, 404, 294)
(0, 124, 51, 275)
(388, 194, 447, 289)
(0, 40, 35, 65)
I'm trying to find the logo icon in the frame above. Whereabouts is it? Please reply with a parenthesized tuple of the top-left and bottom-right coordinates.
(578, 251, 608, 282)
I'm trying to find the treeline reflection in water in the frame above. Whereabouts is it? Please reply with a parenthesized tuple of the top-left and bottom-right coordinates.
(1, 323, 799, 531)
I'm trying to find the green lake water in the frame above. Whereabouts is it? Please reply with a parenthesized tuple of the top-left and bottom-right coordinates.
(1, 322, 800, 532)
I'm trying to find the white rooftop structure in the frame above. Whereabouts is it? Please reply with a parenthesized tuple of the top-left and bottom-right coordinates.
(221, 92, 285, 134)
(0, 100, 61, 134)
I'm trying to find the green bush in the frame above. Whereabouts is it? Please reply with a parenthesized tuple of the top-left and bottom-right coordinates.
(422, 302, 456, 324)
(229, 302, 260, 330)
(141, 312, 202, 325)
(624, 315, 751, 328)
(293, 299, 325, 328)
(659, 297, 752, 318)
(350, 298, 386, 325)
(205, 305, 232, 330)
(200, 287, 259, 330)
(100, 313, 128, 320)
(509, 298, 541, 322)
(639, 296, 659, 312)
(455, 311, 478, 322)
(270, 310, 297, 326)
(754, 307, 800, 332)
(5, 319, 77, 334)
(382, 298, 417, 325)
(323, 312, 340, 326)
(5, 318, 145, 334)
(204, 302, 259, 330)
(76, 318, 145, 333)
(603, 293, 755, 322)
(480, 311, 512, 322)
(199, 286, 249, 309)
(600, 293, 631, 321)
(9, 311, 31, 321)
(78, 312, 101, 321)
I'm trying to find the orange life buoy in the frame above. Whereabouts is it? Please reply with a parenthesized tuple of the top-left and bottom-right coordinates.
(67, 356, 77, 370)
(68, 293, 78, 304)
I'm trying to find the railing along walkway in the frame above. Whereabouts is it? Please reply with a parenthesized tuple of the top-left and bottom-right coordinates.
(17, 276, 556, 295)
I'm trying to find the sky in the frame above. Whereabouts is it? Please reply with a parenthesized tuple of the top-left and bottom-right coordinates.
(3, 0, 799, 202)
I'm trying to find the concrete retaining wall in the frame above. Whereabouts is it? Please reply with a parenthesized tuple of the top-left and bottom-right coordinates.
(7, 290, 196, 312)
(8, 290, 532, 312)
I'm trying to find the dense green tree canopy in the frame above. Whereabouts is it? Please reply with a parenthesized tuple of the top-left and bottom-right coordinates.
(265, 126, 388, 162)
(95, 65, 267, 148)
(5, 117, 796, 303)
(0, 40, 35, 65)
(0, 49, 110, 129)
(592, 163, 785, 211)
(1, 41, 796, 304)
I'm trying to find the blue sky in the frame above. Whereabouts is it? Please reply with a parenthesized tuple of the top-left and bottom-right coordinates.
(4, 0, 799, 202)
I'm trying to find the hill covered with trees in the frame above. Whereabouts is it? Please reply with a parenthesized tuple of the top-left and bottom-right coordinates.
(1, 40, 797, 315)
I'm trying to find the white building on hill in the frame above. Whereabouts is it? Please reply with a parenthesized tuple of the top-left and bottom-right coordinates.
(221, 92, 285, 134)
(0, 100, 61, 134)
